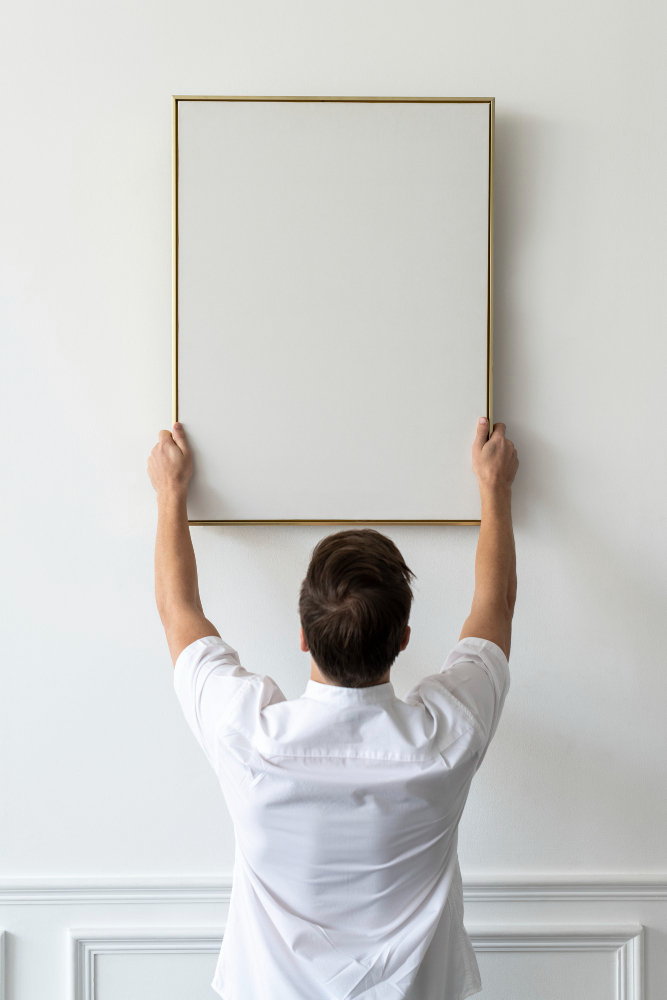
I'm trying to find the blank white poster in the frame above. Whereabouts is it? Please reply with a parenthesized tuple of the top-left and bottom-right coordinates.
(175, 98, 491, 522)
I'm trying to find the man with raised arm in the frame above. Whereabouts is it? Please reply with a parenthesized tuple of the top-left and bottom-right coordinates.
(147, 416, 518, 1000)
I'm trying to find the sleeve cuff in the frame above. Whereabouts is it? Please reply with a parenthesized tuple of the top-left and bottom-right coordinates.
(173, 635, 240, 688)
(451, 636, 511, 696)
(454, 635, 509, 666)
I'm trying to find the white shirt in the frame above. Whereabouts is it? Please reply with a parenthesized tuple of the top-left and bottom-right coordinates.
(174, 634, 510, 1000)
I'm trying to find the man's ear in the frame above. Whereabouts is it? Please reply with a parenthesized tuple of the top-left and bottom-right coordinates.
(400, 625, 411, 652)
(299, 626, 309, 653)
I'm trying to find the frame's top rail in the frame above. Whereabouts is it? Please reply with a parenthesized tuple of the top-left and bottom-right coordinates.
(172, 95, 494, 103)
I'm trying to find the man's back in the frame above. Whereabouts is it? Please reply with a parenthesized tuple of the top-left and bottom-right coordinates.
(175, 633, 510, 1000)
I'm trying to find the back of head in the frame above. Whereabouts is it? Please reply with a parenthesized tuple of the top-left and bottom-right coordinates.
(299, 529, 415, 687)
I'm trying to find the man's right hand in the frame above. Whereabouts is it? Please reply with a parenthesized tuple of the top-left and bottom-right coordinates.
(472, 417, 519, 494)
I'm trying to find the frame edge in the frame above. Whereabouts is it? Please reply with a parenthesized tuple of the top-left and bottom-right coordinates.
(172, 96, 179, 425)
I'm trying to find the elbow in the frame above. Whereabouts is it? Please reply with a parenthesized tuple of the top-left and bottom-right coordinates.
(507, 592, 516, 619)
(155, 591, 195, 626)
(507, 578, 517, 618)
(156, 598, 172, 628)
(155, 586, 170, 622)
(156, 598, 170, 625)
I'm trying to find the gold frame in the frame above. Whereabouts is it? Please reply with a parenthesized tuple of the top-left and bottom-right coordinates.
(172, 95, 494, 526)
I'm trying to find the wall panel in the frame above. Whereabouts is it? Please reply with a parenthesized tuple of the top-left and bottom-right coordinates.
(0, 880, 660, 999)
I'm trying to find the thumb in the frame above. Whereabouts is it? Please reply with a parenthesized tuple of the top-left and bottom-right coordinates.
(172, 422, 189, 454)
(473, 416, 489, 452)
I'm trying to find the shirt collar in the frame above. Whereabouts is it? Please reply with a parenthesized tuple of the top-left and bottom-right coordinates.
(302, 679, 396, 704)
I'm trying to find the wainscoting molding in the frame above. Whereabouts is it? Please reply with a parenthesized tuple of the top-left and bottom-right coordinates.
(0, 875, 666, 905)
(469, 926, 643, 1000)
(464, 879, 667, 903)
(0, 880, 657, 1000)
(0, 931, 6, 1000)
(69, 928, 224, 1000)
(68, 924, 643, 1000)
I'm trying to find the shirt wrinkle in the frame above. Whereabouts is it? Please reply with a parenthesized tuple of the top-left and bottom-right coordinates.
(414, 677, 484, 740)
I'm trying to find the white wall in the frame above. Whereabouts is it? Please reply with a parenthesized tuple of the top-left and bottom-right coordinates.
(1, 0, 666, 997)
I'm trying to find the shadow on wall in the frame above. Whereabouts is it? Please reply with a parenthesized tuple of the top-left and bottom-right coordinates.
(493, 109, 666, 619)
(491, 109, 566, 544)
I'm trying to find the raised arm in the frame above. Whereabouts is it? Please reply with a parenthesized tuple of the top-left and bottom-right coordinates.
(459, 417, 519, 660)
(147, 423, 220, 665)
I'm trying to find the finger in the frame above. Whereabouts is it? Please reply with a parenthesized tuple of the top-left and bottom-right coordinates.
(473, 416, 489, 453)
(491, 422, 506, 438)
(171, 422, 190, 455)
(158, 429, 173, 445)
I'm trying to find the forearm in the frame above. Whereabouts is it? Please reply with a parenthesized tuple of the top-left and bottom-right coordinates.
(148, 423, 219, 663)
(155, 488, 200, 617)
(472, 486, 515, 615)
(459, 485, 516, 655)
(460, 418, 519, 656)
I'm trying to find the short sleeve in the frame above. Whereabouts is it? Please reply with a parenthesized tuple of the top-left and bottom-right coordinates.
(173, 635, 279, 768)
(406, 637, 510, 766)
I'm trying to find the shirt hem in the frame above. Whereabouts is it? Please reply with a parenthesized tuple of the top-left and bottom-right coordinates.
(211, 975, 483, 1000)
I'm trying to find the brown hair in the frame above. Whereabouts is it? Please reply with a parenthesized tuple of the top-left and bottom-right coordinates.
(298, 529, 415, 687)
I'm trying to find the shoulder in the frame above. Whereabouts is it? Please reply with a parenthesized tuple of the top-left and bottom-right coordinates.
(403, 637, 510, 754)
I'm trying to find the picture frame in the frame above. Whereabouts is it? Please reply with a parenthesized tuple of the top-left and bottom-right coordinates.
(172, 96, 494, 525)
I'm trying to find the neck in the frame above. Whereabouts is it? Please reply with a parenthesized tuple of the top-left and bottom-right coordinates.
(309, 658, 390, 687)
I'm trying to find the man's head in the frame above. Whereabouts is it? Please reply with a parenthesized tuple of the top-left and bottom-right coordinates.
(298, 529, 415, 688)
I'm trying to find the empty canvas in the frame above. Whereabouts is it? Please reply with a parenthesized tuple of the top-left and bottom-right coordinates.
(175, 98, 492, 522)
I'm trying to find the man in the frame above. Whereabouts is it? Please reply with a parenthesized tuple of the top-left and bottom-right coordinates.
(147, 416, 518, 1000)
